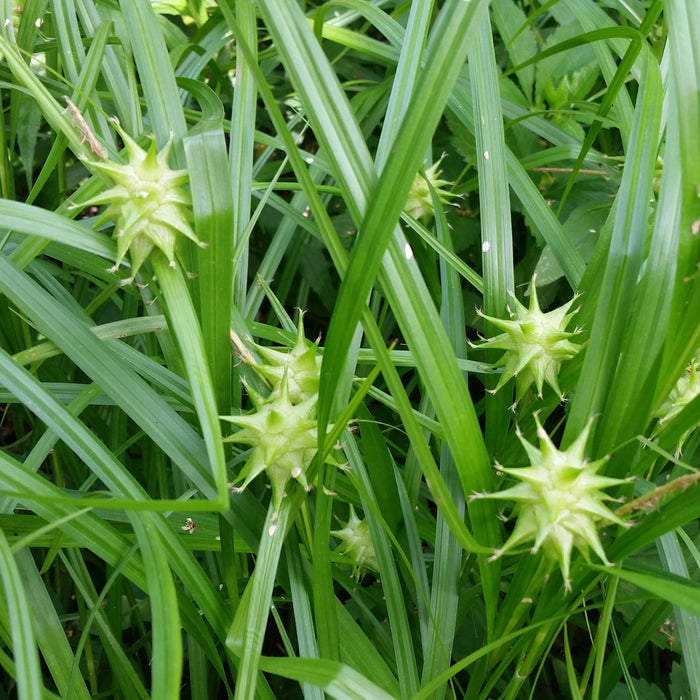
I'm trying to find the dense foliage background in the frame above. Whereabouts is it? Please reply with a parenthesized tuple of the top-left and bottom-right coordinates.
(1, 0, 699, 698)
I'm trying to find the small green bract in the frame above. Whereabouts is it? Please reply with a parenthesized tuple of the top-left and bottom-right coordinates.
(471, 415, 630, 592)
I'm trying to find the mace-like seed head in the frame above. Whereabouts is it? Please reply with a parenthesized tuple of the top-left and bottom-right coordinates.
(223, 373, 322, 514)
(476, 278, 582, 401)
(405, 158, 457, 221)
(331, 505, 378, 581)
(471, 415, 630, 592)
(247, 315, 322, 404)
(78, 121, 204, 282)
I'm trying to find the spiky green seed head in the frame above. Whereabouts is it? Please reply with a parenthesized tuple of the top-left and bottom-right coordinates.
(79, 121, 204, 282)
(476, 279, 582, 400)
(249, 317, 322, 404)
(405, 158, 456, 221)
(223, 373, 329, 514)
(652, 358, 700, 456)
(470, 415, 630, 592)
(331, 504, 378, 581)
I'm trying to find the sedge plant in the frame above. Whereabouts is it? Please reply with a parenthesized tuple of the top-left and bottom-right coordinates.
(0, 1, 699, 700)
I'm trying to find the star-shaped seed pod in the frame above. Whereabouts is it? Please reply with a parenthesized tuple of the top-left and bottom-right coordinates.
(246, 316, 322, 404)
(331, 505, 378, 581)
(476, 279, 582, 401)
(78, 120, 205, 282)
(405, 158, 456, 221)
(470, 415, 631, 592)
(223, 373, 331, 514)
(652, 358, 700, 456)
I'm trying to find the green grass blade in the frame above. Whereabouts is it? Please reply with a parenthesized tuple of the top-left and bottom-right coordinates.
(129, 512, 183, 700)
(658, 0, 700, 400)
(229, 501, 293, 699)
(75, 0, 142, 134)
(374, 0, 432, 168)
(0, 254, 217, 501)
(593, 76, 681, 453)
(657, 531, 700, 700)
(468, 13, 515, 451)
(181, 78, 235, 413)
(259, 657, 398, 700)
(119, 0, 187, 148)
(344, 434, 420, 698)
(13, 549, 93, 700)
(600, 561, 700, 619)
(566, 48, 662, 448)
(315, 0, 489, 429)
(220, 0, 256, 308)
(0, 529, 43, 700)
(151, 254, 228, 506)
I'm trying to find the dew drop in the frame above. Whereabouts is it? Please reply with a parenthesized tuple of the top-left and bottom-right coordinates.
(404, 243, 414, 260)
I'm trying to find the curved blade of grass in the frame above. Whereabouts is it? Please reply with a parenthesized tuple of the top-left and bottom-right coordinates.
(258, 657, 398, 700)
(0, 253, 219, 503)
(129, 512, 183, 700)
(344, 434, 420, 697)
(180, 78, 235, 413)
(0, 344, 157, 500)
(657, 531, 700, 700)
(0, 529, 43, 700)
(566, 48, 662, 448)
(0, 202, 116, 262)
(13, 549, 93, 700)
(151, 254, 229, 506)
(0, 450, 231, 670)
(119, 0, 187, 149)
(658, 0, 700, 401)
(469, 13, 514, 451)
(598, 561, 700, 619)
(228, 500, 293, 699)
